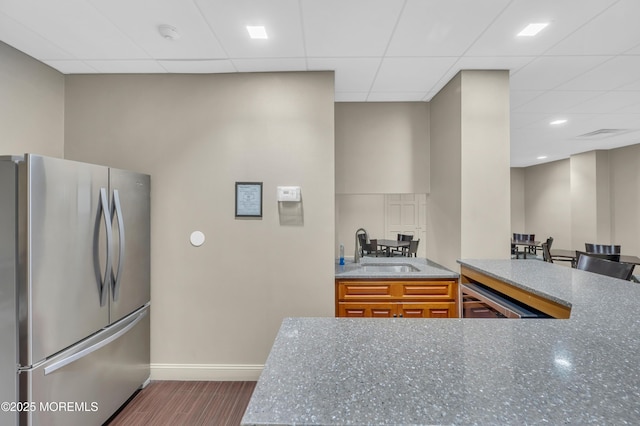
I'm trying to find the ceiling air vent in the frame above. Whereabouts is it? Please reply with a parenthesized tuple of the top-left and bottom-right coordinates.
(576, 129, 631, 139)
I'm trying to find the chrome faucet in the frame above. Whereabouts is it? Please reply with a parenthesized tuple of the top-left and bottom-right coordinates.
(354, 228, 368, 263)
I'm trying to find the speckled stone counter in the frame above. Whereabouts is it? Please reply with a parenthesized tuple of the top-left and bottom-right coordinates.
(242, 259, 640, 425)
(335, 257, 459, 280)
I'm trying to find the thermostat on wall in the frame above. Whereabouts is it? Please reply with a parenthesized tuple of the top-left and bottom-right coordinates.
(277, 186, 301, 202)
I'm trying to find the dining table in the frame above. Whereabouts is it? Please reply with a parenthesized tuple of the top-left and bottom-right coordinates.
(375, 239, 410, 257)
(550, 248, 640, 268)
(511, 239, 540, 259)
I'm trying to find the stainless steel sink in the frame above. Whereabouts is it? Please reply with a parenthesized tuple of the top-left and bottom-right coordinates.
(360, 263, 419, 273)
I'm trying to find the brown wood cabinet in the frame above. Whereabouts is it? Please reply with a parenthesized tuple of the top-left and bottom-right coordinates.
(335, 279, 458, 318)
(460, 266, 571, 319)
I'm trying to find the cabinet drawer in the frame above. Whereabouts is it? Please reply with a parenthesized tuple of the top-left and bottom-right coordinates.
(401, 281, 455, 299)
(338, 303, 395, 318)
(338, 282, 393, 300)
(399, 302, 455, 318)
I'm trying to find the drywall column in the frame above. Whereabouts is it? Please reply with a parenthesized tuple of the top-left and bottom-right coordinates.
(0, 41, 64, 156)
(428, 70, 511, 271)
(570, 150, 611, 248)
(511, 168, 526, 232)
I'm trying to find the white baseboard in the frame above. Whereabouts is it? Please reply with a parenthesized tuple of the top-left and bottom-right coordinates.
(151, 363, 263, 381)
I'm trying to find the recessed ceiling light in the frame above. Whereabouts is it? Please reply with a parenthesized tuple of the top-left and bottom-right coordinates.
(537, 156, 548, 160)
(550, 119, 567, 125)
(246, 26, 268, 39)
(517, 23, 549, 37)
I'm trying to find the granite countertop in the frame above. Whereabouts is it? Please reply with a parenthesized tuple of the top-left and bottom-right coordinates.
(335, 256, 459, 280)
(242, 259, 640, 425)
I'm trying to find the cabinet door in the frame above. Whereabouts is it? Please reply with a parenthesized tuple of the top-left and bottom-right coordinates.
(399, 302, 455, 318)
(338, 303, 395, 318)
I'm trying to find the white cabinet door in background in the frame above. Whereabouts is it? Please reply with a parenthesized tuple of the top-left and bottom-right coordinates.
(385, 194, 427, 257)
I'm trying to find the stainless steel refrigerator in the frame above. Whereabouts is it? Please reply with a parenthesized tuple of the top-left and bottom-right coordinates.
(0, 154, 150, 425)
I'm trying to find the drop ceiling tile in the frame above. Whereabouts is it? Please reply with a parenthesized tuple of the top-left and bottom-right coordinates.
(617, 101, 640, 114)
(510, 112, 550, 129)
(566, 91, 640, 114)
(0, 0, 149, 59)
(557, 56, 640, 91)
(0, 11, 75, 60)
(158, 59, 236, 73)
(367, 92, 427, 102)
(514, 91, 603, 113)
(616, 78, 640, 91)
(509, 55, 610, 90)
(85, 60, 167, 73)
(510, 90, 545, 109)
(335, 92, 369, 102)
(582, 112, 640, 129)
(233, 58, 307, 72)
(42, 60, 99, 74)
(89, 0, 227, 60)
(195, 0, 305, 58)
(302, 0, 405, 57)
(466, 0, 617, 56)
(372, 57, 457, 93)
(455, 56, 534, 74)
(625, 41, 640, 55)
(386, 0, 510, 57)
(307, 58, 381, 92)
(546, 0, 640, 55)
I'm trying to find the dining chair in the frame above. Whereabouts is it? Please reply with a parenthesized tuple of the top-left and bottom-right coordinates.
(575, 252, 634, 281)
(585, 243, 621, 254)
(393, 234, 413, 256)
(576, 250, 620, 263)
(367, 239, 380, 257)
(357, 233, 368, 257)
(406, 239, 420, 257)
(540, 237, 554, 262)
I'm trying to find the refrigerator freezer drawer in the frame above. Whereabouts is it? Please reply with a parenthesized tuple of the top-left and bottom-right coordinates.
(20, 305, 150, 426)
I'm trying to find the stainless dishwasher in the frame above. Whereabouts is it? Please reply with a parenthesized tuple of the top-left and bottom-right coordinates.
(460, 283, 550, 318)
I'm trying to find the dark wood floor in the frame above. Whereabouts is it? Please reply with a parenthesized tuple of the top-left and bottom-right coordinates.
(105, 381, 256, 426)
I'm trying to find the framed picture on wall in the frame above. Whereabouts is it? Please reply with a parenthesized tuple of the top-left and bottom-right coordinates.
(235, 182, 263, 218)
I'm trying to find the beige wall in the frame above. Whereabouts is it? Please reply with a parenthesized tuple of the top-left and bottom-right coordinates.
(521, 145, 640, 256)
(427, 74, 462, 270)
(335, 102, 430, 194)
(523, 159, 572, 250)
(335, 194, 385, 259)
(511, 168, 525, 233)
(610, 144, 640, 255)
(0, 41, 64, 157)
(460, 71, 511, 260)
(334, 102, 431, 259)
(570, 151, 611, 248)
(595, 151, 611, 243)
(428, 71, 511, 271)
(64, 72, 335, 379)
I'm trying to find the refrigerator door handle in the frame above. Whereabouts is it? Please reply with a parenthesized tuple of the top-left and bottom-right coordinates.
(99, 187, 113, 307)
(43, 308, 148, 376)
(111, 189, 126, 301)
